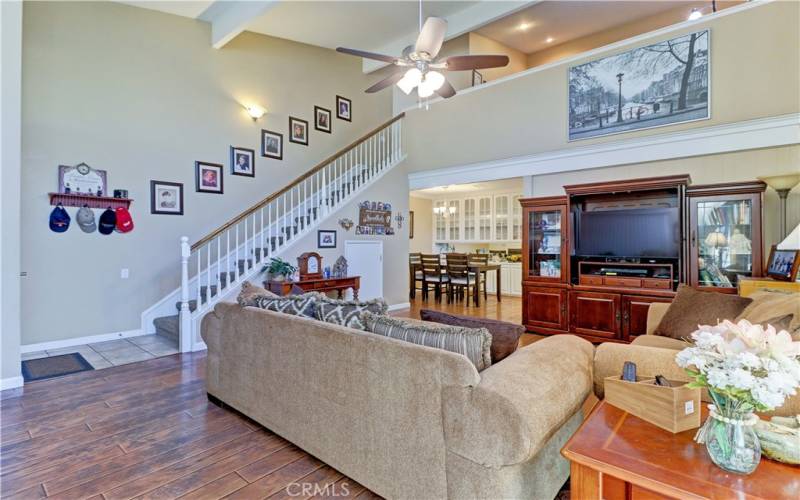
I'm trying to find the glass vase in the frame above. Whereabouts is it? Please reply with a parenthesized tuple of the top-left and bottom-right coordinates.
(703, 390, 761, 474)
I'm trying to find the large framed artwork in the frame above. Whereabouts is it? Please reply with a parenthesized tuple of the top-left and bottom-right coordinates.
(568, 29, 709, 141)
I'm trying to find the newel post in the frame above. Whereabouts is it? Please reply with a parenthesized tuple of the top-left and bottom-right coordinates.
(179, 236, 192, 353)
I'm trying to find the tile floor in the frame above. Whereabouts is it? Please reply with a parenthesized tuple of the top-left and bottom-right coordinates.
(20, 335, 179, 370)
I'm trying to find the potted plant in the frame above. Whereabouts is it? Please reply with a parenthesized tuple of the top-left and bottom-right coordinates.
(263, 257, 297, 282)
(676, 320, 800, 474)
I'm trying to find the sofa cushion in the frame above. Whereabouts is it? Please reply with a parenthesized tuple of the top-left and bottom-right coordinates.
(236, 281, 278, 307)
(361, 312, 492, 371)
(419, 309, 523, 363)
(631, 335, 687, 351)
(736, 290, 800, 339)
(250, 292, 321, 319)
(315, 296, 388, 330)
(653, 285, 752, 340)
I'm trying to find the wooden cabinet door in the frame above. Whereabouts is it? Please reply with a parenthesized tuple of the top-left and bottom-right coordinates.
(621, 295, 672, 342)
(524, 286, 568, 332)
(569, 291, 621, 339)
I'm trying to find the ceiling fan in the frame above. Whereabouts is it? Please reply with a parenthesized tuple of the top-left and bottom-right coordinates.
(336, 15, 509, 99)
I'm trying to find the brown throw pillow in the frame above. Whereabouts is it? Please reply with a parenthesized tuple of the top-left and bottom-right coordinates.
(237, 281, 277, 307)
(419, 309, 523, 363)
(654, 285, 752, 340)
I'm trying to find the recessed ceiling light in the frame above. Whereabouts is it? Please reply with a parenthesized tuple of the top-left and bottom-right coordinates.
(688, 8, 702, 21)
(517, 22, 532, 31)
(545, 37, 554, 43)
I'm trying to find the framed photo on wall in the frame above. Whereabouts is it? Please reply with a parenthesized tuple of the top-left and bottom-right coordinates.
(195, 161, 224, 194)
(766, 245, 800, 281)
(336, 95, 351, 122)
(409, 210, 414, 239)
(150, 180, 184, 215)
(289, 116, 309, 145)
(261, 129, 283, 160)
(314, 106, 332, 133)
(230, 146, 255, 177)
(318, 230, 337, 249)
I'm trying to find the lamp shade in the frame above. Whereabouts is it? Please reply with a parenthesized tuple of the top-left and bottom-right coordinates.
(705, 231, 728, 248)
(758, 173, 800, 191)
(778, 223, 800, 250)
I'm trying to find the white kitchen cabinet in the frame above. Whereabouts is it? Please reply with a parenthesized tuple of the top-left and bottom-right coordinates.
(447, 199, 461, 241)
(463, 198, 476, 240)
(431, 191, 522, 243)
(482, 262, 522, 296)
(512, 194, 522, 242)
(494, 195, 510, 241)
(478, 197, 492, 241)
(434, 200, 446, 241)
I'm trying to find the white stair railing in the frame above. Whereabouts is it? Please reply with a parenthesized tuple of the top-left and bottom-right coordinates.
(176, 114, 404, 350)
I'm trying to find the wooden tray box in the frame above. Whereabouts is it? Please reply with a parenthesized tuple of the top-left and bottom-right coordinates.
(604, 376, 701, 433)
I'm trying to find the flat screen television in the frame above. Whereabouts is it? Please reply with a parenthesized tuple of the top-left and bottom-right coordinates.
(574, 207, 680, 258)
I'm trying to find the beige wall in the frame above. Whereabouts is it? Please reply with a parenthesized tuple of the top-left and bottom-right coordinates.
(409, 196, 432, 253)
(404, 1, 800, 173)
(469, 32, 528, 82)
(20, 1, 392, 345)
(526, 1, 743, 68)
(530, 145, 800, 252)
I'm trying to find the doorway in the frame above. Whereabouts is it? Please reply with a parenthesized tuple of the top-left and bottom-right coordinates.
(345, 240, 383, 300)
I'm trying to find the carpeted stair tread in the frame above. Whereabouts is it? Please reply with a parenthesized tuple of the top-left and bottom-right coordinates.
(154, 314, 179, 342)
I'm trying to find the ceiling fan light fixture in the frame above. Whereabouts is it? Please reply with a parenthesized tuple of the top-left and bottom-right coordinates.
(418, 71, 445, 98)
(397, 68, 423, 94)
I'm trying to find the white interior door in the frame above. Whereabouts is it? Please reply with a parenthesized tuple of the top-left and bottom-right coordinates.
(345, 240, 383, 300)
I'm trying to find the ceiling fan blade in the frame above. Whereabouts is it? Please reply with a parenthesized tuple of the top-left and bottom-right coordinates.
(435, 79, 456, 99)
(365, 70, 405, 93)
(445, 55, 510, 71)
(415, 17, 447, 58)
(336, 47, 397, 64)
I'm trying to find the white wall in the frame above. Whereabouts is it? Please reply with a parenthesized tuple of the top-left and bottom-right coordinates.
(1, 0, 23, 389)
(409, 196, 432, 253)
(20, 1, 392, 345)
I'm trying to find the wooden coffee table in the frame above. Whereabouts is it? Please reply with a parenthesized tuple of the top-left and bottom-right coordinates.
(562, 400, 800, 500)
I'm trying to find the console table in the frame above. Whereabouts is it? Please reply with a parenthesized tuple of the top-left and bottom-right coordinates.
(562, 401, 799, 499)
(265, 276, 360, 299)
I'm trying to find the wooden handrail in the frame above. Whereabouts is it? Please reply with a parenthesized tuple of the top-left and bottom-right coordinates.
(191, 113, 404, 250)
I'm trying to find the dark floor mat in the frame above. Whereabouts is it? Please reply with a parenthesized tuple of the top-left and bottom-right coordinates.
(21, 353, 94, 382)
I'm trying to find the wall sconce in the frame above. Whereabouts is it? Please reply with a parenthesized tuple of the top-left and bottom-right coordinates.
(245, 104, 266, 122)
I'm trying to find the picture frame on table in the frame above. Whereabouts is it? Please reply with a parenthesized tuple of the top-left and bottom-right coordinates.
(314, 106, 332, 133)
(765, 245, 800, 281)
(150, 180, 184, 215)
(318, 230, 337, 249)
(195, 161, 224, 194)
(261, 129, 283, 160)
(230, 146, 255, 177)
(336, 95, 352, 122)
(289, 116, 309, 145)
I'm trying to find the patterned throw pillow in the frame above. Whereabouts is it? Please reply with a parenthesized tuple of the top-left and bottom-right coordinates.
(251, 292, 321, 319)
(314, 297, 388, 330)
(360, 312, 492, 371)
(237, 281, 278, 307)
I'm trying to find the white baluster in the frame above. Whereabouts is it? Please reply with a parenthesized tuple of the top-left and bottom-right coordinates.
(268, 203, 273, 254)
(206, 238, 211, 305)
(180, 236, 191, 353)
(244, 217, 248, 277)
(235, 224, 239, 281)
(260, 208, 265, 262)
(226, 230, 230, 290)
(196, 245, 201, 309)
(216, 237, 221, 293)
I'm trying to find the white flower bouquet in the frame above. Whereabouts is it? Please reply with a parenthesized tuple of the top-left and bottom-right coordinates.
(675, 319, 800, 473)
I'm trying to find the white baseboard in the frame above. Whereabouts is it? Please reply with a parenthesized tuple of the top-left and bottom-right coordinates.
(1, 376, 24, 391)
(388, 302, 411, 311)
(21, 329, 146, 354)
(193, 341, 207, 352)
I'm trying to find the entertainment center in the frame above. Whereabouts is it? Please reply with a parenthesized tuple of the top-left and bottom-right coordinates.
(521, 175, 766, 343)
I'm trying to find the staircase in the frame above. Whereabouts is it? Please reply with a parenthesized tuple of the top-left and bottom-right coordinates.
(141, 114, 406, 351)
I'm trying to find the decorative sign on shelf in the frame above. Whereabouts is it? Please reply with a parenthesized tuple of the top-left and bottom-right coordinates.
(58, 163, 108, 196)
(356, 200, 394, 235)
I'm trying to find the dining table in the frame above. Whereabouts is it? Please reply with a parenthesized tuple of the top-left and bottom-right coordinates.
(468, 262, 502, 306)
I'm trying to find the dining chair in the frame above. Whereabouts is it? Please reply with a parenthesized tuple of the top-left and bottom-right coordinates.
(409, 252, 423, 300)
(469, 253, 489, 300)
(445, 254, 474, 305)
(421, 254, 448, 302)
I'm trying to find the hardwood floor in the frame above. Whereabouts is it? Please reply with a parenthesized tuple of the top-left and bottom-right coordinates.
(0, 296, 531, 499)
(0, 353, 381, 499)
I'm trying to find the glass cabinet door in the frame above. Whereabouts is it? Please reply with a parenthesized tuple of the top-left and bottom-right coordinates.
(447, 200, 460, 241)
(495, 195, 509, 241)
(463, 199, 476, 240)
(512, 195, 522, 241)
(478, 197, 492, 240)
(434, 200, 446, 241)
(692, 197, 755, 289)
(528, 206, 565, 280)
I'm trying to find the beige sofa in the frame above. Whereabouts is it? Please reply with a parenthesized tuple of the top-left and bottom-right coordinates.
(201, 302, 594, 500)
(594, 302, 800, 416)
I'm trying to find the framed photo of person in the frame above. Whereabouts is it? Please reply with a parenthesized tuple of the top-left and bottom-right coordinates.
(261, 129, 283, 160)
(195, 161, 224, 194)
(314, 106, 332, 133)
(150, 180, 184, 215)
(336, 95, 351, 122)
(289, 117, 309, 145)
(765, 245, 800, 281)
(230, 146, 255, 177)
(317, 230, 337, 249)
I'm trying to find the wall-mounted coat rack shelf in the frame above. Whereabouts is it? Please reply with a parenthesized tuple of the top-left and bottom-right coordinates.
(48, 192, 133, 210)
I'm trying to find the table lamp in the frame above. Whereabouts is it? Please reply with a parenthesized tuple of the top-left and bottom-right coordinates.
(759, 173, 800, 239)
(777, 223, 800, 250)
(705, 230, 728, 266)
